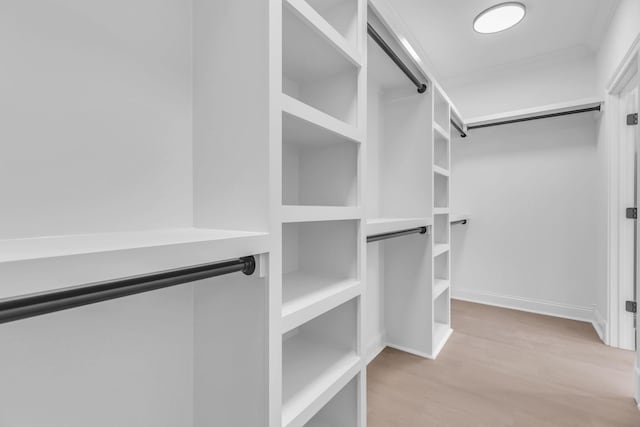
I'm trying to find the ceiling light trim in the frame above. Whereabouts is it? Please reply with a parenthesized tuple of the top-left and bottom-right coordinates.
(473, 2, 527, 34)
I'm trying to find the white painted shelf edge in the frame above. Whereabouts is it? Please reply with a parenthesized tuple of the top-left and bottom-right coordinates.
(433, 244, 449, 257)
(433, 165, 450, 177)
(0, 228, 269, 264)
(366, 217, 432, 236)
(284, 0, 362, 68)
(282, 273, 361, 333)
(433, 122, 450, 140)
(282, 206, 362, 223)
(0, 228, 270, 300)
(466, 97, 604, 127)
(433, 279, 450, 300)
(282, 94, 363, 144)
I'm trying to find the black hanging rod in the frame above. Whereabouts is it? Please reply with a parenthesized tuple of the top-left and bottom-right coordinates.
(0, 256, 257, 324)
(451, 119, 467, 138)
(367, 226, 428, 243)
(451, 219, 468, 225)
(467, 106, 602, 131)
(367, 23, 427, 94)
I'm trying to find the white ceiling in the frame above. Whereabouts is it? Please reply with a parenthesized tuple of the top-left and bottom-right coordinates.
(388, 0, 621, 82)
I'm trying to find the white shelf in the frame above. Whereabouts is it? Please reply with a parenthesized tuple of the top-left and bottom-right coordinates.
(433, 122, 449, 141)
(282, 335, 360, 427)
(466, 97, 603, 128)
(366, 217, 432, 236)
(432, 208, 449, 215)
(433, 244, 449, 257)
(282, 273, 360, 332)
(284, 0, 361, 68)
(0, 228, 269, 301)
(433, 279, 450, 301)
(433, 165, 450, 177)
(282, 94, 363, 144)
(282, 206, 361, 223)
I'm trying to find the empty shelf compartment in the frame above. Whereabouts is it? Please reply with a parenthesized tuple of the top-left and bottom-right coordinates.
(434, 130, 450, 171)
(433, 214, 449, 245)
(283, 5, 359, 125)
(434, 250, 449, 281)
(283, 111, 358, 207)
(305, 375, 359, 427)
(302, 0, 358, 48)
(282, 299, 360, 427)
(283, 220, 358, 329)
(434, 173, 449, 209)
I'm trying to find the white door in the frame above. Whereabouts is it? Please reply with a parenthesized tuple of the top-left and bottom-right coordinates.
(629, 86, 640, 404)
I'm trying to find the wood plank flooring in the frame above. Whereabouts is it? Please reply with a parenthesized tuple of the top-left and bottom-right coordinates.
(367, 300, 640, 427)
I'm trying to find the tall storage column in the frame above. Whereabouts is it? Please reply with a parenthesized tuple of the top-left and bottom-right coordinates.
(431, 86, 454, 357)
(276, 0, 367, 425)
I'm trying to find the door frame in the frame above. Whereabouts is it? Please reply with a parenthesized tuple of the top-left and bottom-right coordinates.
(606, 34, 640, 352)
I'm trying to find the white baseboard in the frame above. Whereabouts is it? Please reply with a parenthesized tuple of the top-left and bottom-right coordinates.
(451, 288, 595, 323)
(592, 307, 608, 344)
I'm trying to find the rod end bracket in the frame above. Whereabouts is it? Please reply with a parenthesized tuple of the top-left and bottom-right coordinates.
(241, 256, 256, 276)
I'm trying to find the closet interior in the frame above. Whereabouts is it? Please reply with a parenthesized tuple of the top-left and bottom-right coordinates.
(2, 0, 638, 425)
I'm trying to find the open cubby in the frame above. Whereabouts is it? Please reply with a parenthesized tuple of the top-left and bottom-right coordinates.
(282, 298, 359, 426)
(283, 5, 359, 125)
(434, 251, 449, 282)
(434, 214, 449, 245)
(306, 375, 358, 427)
(304, 0, 358, 48)
(282, 220, 358, 330)
(434, 174, 449, 209)
(283, 220, 357, 280)
(434, 288, 450, 328)
(434, 130, 450, 171)
(433, 87, 450, 132)
(283, 112, 358, 206)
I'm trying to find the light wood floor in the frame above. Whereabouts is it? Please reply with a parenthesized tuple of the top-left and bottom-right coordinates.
(367, 300, 640, 427)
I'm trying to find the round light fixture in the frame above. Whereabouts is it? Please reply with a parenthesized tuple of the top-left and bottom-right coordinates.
(473, 2, 526, 34)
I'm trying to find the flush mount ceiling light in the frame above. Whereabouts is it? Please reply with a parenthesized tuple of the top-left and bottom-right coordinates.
(473, 2, 526, 34)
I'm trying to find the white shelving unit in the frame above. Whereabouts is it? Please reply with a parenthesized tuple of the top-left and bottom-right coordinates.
(430, 86, 454, 359)
(364, 6, 435, 360)
(277, 0, 366, 426)
(3, 0, 466, 425)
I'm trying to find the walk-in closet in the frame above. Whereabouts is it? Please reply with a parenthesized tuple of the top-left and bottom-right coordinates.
(2, 0, 640, 426)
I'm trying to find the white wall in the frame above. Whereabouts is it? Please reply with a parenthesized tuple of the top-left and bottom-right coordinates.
(451, 114, 599, 320)
(596, 0, 640, 88)
(445, 49, 598, 119)
(443, 41, 603, 322)
(0, 0, 193, 239)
